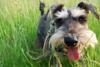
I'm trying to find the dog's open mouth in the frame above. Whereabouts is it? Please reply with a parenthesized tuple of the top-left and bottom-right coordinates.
(67, 47, 80, 61)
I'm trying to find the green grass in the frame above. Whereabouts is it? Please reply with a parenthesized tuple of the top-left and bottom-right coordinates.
(0, 0, 100, 67)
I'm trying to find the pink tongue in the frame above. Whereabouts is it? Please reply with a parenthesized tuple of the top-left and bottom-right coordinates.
(68, 47, 80, 61)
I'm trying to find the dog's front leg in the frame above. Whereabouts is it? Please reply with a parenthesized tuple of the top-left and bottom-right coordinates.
(50, 45, 62, 67)
(79, 58, 85, 67)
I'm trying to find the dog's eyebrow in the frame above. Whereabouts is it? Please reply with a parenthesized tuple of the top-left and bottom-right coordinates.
(71, 8, 86, 17)
(55, 9, 69, 18)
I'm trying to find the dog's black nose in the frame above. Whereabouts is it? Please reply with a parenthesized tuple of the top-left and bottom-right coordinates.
(64, 36, 78, 47)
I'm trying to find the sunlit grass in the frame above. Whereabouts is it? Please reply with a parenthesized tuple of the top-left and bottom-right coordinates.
(0, 0, 100, 67)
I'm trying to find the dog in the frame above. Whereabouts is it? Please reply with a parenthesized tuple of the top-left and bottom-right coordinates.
(37, 1, 99, 67)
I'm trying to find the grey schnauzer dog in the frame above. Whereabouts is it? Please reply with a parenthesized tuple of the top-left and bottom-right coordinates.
(37, 1, 99, 66)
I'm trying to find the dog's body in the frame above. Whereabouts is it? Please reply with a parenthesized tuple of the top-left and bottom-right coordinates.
(36, 1, 99, 66)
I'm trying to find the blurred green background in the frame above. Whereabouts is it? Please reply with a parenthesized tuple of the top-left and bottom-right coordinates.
(0, 0, 100, 67)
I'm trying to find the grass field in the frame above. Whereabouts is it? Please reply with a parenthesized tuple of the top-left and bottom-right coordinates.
(0, 0, 100, 67)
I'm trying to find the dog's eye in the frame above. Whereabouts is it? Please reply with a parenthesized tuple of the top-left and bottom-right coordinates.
(55, 18, 63, 27)
(55, 18, 63, 22)
(72, 17, 77, 21)
(78, 16, 87, 23)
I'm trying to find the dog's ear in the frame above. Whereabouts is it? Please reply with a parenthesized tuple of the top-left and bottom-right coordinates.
(77, 2, 89, 13)
(44, 4, 64, 20)
(52, 4, 64, 14)
(78, 2, 99, 19)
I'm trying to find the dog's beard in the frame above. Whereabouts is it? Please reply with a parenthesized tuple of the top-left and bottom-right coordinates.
(49, 29, 98, 61)
(77, 29, 98, 48)
(49, 30, 64, 47)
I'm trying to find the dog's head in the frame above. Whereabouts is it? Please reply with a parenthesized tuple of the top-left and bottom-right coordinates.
(48, 2, 99, 61)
